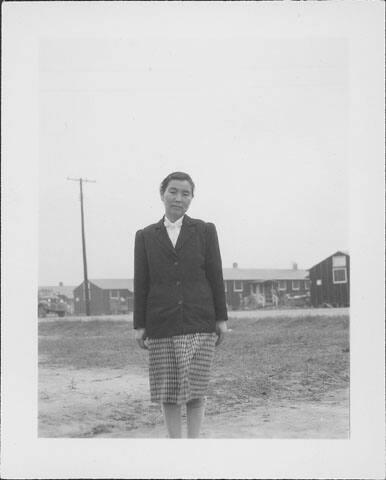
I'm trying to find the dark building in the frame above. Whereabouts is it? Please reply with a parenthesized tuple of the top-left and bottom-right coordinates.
(309, 251, 350, 308)
(73, 279, 134, 315)
(223, 262, 310, 310)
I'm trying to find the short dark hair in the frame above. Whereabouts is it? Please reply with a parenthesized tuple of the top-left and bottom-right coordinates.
(160, 172, 195, 197)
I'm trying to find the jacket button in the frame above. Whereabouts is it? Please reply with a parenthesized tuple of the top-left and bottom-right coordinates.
(176, 281, 181, 286)
(174, 261, 178, 266)
(178, 300, 183, 305)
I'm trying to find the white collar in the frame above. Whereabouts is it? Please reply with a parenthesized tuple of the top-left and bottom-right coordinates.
(164, 215, 184, 228)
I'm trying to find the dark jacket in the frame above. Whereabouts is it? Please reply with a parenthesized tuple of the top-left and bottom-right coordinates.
(133, 215, 228, 338)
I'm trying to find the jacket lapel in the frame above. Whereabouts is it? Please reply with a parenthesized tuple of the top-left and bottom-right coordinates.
(175, 215, 196, 251)
(154, 215, 196, 255)
(154, 217, 177, 257)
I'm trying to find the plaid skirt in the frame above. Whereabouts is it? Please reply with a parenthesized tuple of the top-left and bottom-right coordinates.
(147, 332, 217, 404)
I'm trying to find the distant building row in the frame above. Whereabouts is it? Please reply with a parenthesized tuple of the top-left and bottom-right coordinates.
(39, 251, 350, 316)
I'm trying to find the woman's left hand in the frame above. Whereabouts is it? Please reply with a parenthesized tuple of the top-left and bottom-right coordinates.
(134, 328, 148, 350)
(215, 320, 228, 347)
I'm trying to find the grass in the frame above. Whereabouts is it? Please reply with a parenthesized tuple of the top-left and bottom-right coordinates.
(207, 315, 349, 415)
(39, 320, 145, 370)
(39, 314, 349, 418)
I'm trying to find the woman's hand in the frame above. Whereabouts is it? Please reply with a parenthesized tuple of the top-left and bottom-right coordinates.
(134, 328, 148, 350)
(215, 320, 227, 347)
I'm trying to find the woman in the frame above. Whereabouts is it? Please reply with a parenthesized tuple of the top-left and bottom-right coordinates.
(133, 171, 228, 438)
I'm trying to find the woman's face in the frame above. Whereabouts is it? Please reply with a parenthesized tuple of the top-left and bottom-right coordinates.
(161, 179, 193, 221)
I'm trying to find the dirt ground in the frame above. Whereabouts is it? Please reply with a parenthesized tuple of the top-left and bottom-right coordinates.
(39, 365, 349, 439)
(38, 310, 349, 438)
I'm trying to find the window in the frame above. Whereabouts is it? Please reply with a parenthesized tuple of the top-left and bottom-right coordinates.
(233, 280, 243, 292)
(304, 280, 310, 290)
(333, 268, 347, 284)
(223, 281, 227, 292)
(110, 290, 119, 299)
(278, 280, 287, 291)
(292, 280, 300, 290)
(332, 255, 346, 267)
(316, 279, 322, 286)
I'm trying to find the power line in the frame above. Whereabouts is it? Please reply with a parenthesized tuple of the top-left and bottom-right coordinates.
(67, 177, 96, 316)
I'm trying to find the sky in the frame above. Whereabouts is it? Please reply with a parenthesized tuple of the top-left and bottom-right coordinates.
(38, 36, 349, 286)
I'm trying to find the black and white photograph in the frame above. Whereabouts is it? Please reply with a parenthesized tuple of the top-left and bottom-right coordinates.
(2, 1, 385, 479)
(37, 34, 352, 440)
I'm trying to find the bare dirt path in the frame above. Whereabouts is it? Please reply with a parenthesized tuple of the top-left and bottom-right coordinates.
(39, 365, 349, 439)
(122, 391, 349, 439)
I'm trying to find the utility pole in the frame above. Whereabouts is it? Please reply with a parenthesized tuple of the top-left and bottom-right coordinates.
(67, 177, 96, 316)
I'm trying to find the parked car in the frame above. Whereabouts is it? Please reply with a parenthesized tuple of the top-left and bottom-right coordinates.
(284, 292, 311, 308)
(38, 294, 69, 317)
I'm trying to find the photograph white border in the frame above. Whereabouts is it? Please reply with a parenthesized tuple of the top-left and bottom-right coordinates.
(2, 2, 385, 479)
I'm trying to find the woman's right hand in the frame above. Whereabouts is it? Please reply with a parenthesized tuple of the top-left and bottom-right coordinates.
(215, 320, 228, 347)
(134, 328, 148, 350)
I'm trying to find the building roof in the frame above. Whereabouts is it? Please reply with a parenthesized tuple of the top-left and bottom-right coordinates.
(223, 268, 308, 281)
(89, 278, 134, 291)
(309, 250, 350, 270)
(38, 285, 76, 299)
